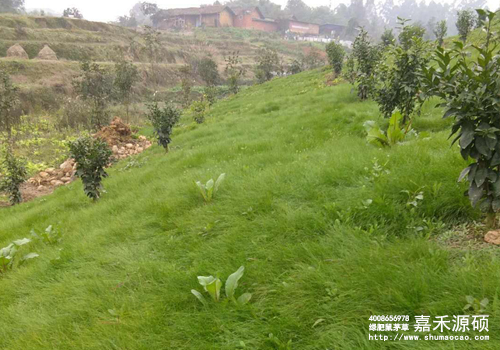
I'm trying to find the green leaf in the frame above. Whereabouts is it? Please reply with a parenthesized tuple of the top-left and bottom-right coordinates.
(197, 275, 216, 288)
(459, 126, 474, 149)
(458, 166, 471, 182)
(226, 266, 245, 300)
(13, 238, 31, 246)
(475, 167, 488, 187)
(195, 181, 208, 201)
(237, 293, 252, 306)
(214, 173, 226, 194)
(205, 278, 222, 302)
(206, 179, 215, 201)
(468, 182, 483, 207)
(191, 289, 208, 306)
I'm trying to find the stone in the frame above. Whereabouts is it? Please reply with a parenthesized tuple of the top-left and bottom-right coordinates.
(139, 135, 147, 141)
(39, 172, 49, 178)
(112, 145, 119, 152)
(61, 177, 72, 183)
(485, 230, 500, 245)
(37, 185, 45, 191)
(52, 180, 64, 187)
(46, 168, 56, 174)
(137, 147, 144, 153)
(126, 143, 134, 149)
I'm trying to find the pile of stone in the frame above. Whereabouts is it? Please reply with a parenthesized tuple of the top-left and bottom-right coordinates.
(28, 159, 76, 190)
(26, 117, 152, 194)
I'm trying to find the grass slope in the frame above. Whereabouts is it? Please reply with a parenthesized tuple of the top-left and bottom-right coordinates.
(0, 69, 499, 349)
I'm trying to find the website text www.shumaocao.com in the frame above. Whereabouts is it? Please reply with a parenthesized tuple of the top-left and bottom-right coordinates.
(367, 315, 489, 342)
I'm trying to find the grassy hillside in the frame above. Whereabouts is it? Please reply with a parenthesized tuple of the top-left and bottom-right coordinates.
(0, 69, 498, 349)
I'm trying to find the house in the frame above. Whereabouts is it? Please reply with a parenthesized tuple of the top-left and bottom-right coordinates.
(282, 16, 319, 36)
(231, 6, 278, 32)
(155, 5, 235, 30)
(319, 24, 346, 37)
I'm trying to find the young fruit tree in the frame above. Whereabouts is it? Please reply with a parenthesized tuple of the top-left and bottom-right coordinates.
(69, 136, 112, 201)
(198, 56, 220, 87)
(224, 51, 245, 95)
(433, 20, 447, 47)
(147, 102, 181, 152)
(73, 61, 114, 130)
(325, 42, 345, 75)
(114, 60, 139, 122)
(0, 148, 27, 205)
(456, 9, 477, 43)
(0, 70, 20, 140)
(254, 47, 281, 84)
(351, 27, 380, 100)
(422, 10, 500, 228)
(374, 19, 430, 125)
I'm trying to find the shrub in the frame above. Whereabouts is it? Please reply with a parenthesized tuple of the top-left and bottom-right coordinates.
(456, 9, 477, 42)
(326, 42, 345, 75)
(288, 59, 303, 75)
(364, 111, 416, 147)
(433, 20, 447, 47)
(397, 20, 425, 50)
(72, 61, 114, 130)
(68, 136, 112, 201)
(146, 102, 181, 152)
(0, 70, 20, 140)
(179, 65, 193, 108)
(0, 148, 27, 205)
(374, 19, 430, 124)
(114, 60, 139, 122)
(198, 56, 220, 87)
(422, 10, 500, 228)
(190, 98, 209, 124)
(351, 28, 380, 100)
(380, 28, 395, 46)
(254, 47, 281, 84)
(224, 51, 245, 95)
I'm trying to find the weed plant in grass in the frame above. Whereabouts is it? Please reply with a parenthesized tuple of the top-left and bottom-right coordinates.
(0, 70, 498, 349)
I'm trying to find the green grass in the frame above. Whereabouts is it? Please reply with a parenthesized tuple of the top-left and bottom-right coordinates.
(0, 69, 499, 349)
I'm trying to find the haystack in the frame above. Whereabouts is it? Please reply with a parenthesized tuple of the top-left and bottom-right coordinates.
(6, 44, 29, 59)
(36, 45, 58, 60)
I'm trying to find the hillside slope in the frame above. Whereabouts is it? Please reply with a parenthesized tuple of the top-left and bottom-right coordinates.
(0, 70, 499, 349)
(0, 14, 323, 105)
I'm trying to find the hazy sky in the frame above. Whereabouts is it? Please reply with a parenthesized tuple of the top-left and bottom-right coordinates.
(25, 0, 497, 23)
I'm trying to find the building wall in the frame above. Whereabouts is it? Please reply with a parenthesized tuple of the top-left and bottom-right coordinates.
(233, 8, 259, 28)
(219, 9, 234, 27)
(251, 19, 278, 32)
(288, 20, 319, 35)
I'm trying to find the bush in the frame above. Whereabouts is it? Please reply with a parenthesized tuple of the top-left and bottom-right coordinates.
(456, 9, 477, 42)
(423, 10, 500, 228)
(147, 102, 181, 152)
(326, 42, 345, 75)
(0, 148, 27, 205)
(68, 136, 112, 201)
(203, 86, 219, 106)
(254, 47, 281, 84)
(0, 70, 20, 139)
(72, 61, 114, 130)
(190, 98, 209, 124)
(224, 51, 245, 95)
(374, 19, 430, 124)
(198, 57, 220, 87)
(351, 28, 380, 100)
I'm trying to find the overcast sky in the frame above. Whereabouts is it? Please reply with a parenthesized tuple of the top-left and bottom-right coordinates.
(25, 0, 497, 23)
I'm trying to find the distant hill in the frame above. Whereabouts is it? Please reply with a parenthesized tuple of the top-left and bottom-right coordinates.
(0, 13, 324, 113)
